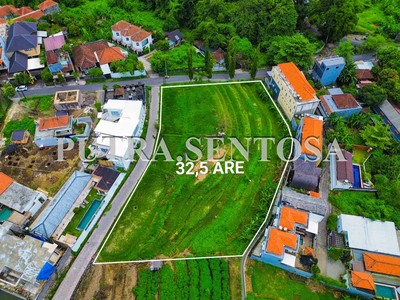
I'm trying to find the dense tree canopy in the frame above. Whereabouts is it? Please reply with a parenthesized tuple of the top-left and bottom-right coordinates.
(357, 84, 387, 107)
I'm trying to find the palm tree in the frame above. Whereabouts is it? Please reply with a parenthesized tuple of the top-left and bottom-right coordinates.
(337, 62, 357, 85)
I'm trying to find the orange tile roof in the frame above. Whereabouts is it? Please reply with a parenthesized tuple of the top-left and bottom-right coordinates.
(319, 95, 333, 114)
(39, 115, 69, 130)
(310, 191, 320, 198)
(111, 20, 132, 31)
(266, 228, 298, 256)
(121, 24, 142, 37)
(38, 0, 58, 11)
(351, 271, 375, 291)
(363, 252, 400, 277)
(279, 206, 308, 231)
(0, 19, 7, 24)
(0, 5, 18, 18)
(304, 247, 315, 257)
(278, 62, 316, 101)
(18, 6, 34, 15)
(14, 10, 44, 22)
(96, 46, 125, 65)
(301, 116, 323, 156)
(0, 172, 14, 196)
(131, 29, 151, 42)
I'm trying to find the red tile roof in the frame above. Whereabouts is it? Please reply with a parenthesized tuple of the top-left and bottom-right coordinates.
(39, 115, 69, 130)
(356, 69, 374, 80)
(131, 30, 151, 42)
(111, 20, 132, 31)
(95, 46, 125, 65)
(304, 247, 315, 257)
(267, 228, 298, 256)
(0, 19, 7, 24)
(72, 40, 109, 70)
(18, 6, 34, 15)
(0, 172, 14, 196)
(212, 48, 224, 63)
(121, 24, 142, 37)
(38, 0, 58, 11)
(319, 95, 333, 114)
(61, 63, 73, 73)
(363, 252, 400, 277)
(332, 93, 359, 109)
(301, 116, 323, 156)
(46, 50, 57, 64)
(14, 9, 44, 22)
(351, 271, 375, 291)
(0, 5, 18, 18)
(279, 206, 308, 231)
(278, 62, 316, 101)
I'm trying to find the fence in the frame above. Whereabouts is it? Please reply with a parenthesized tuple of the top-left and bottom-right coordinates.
(110, 70, 146, 79)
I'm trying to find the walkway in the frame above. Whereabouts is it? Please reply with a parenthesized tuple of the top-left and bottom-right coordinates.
(52, 87, 160, 300)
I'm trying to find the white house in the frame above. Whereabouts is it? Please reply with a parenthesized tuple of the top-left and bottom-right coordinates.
(111, 20, 152, 55)
(93, 99, 146, 170)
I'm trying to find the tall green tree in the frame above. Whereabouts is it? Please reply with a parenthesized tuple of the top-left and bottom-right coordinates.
(266, 35, 316, 70)
(337, 62, 357, 85)
(310, 0, 361, 42)
(206, 55, 215, 80)
(228, 37, 236, 79)
(333, 41, 354, 64)
(357, 84, 387, 107)
(1, 83, 16, 100)
(250, 44, 259, 79)
(204, 38, 210, 70)
(187, 48, 193, 81)
(360, 119, 392, 150)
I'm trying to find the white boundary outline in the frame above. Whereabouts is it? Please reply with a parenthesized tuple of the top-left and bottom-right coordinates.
(93, 80, 293, 265)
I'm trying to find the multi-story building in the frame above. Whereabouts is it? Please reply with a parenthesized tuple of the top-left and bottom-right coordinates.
(295, 115, 323, 163)
(311, 56, 345, 86)
(111, 20, 152, 55)
(318, 88, 362, 119)
(266, 62, 320, 122)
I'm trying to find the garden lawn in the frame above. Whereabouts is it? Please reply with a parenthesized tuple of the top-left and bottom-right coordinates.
(63, 188, 104, 238)
(352, 149, 369, 164)
(98, 82, 288, 262)
(248, 261, 339, 300)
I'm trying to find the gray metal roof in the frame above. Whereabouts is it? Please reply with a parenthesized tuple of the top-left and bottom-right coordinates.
(289, 159, 321, 191)
(321, 57, 345, 67)
(6, 22, 37, 53)
(0, 182, 40, 213)
(379, 100, 400, 131)
(9, 51, 28, 74)
(281, 188, 327, 216)
(32, 171, 91, 238)
(327, 88, 343, 95)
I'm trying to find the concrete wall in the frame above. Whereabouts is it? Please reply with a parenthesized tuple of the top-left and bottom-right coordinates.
(110, 70, 146, 78)
(272, 67, 298, 120)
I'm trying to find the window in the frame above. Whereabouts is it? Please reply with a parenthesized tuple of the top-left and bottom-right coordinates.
(326, 67, 330, 70)
(111, 111, 120, 116)
(336, 66, 339, 69)
(116, 33, 120, 36)
(136, 43, 139, 46)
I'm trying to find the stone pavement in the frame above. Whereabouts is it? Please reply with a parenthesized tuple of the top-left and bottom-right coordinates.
(52, 86, 160, 300)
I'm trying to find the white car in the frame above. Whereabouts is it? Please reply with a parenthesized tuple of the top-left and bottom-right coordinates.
(15, 85, 28, 92)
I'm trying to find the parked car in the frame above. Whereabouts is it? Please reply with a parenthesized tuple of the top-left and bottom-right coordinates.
(15, 85, 28, 92)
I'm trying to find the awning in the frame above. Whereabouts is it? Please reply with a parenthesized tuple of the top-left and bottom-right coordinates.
(36, 262, 55, 280)
(0, 209, 12, 221)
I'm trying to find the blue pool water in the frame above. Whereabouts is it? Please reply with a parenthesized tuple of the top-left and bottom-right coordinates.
(77, 199, 101, 231)
(376, 284, 397, 299)
(352, 164, 361, 188)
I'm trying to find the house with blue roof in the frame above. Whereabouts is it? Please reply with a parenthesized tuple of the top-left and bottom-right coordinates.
(31, 171, 92, 239)
(312, 56, 345, 86)
(373, 100, 400, 142)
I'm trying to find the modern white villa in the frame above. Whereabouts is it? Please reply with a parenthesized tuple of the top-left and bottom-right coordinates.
(111, 20, 152, 55)
(93, 99, 146, 170)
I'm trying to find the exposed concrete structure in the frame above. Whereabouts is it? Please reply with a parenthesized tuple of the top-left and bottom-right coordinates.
(54, 90, 82, 111)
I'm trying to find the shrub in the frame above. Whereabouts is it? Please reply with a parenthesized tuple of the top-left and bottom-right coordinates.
(327, 214, 338, 231)
(314, 81, 322, 89)
(155, 40, 170, 51)
(3, 118, 35, 138)
(314, 274, 347, 289)
(328, 247, 345, 261)
(311, 265, 321, 275)
(73, 207, 81, 214)
(94, 102, 102, 112)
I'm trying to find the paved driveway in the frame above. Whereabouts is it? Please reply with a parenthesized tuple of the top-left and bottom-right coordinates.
(53, 87, 160, 300)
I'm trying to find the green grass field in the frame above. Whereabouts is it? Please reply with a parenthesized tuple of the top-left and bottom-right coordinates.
(98, 82, 288, 262)
(248, 261, 341, 300)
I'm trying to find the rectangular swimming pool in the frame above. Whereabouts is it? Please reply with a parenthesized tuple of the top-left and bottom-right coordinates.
(376, 284, 398, 300)
(353, 164, 361, 188)
(77, 199, 102, 231)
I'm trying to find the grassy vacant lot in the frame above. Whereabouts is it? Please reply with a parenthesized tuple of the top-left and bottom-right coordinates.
(98, 82, 288, 262)
(63, 189, 104, 237)
(248, 261, 340, 300)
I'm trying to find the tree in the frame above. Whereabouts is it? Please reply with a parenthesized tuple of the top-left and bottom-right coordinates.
(2, 83, 16, 100)
(88, 68, 103, 78)
(206, 55, 215, 80)
(310, 0, 360, 42)
(37, 22, 50, 31)
(347, 111, 372, 130)
(14, 72, 32, 86)
(187, 48, 193, 81)
(204, 39, 210, 70)
(376, 47, 400, 70)
(360, 119, 392, 150)
(163, 14, 179, 31)
(227, 37, 236, 79)
(114, 0, 126, 8)
(41, 67, 53, 83)
(333, 41, 353, 64)
(102, 84, 107, 91)
(57, 73, 66, 84)
(155, 40, 169, 51)
(61, 44, 72, 56)
(337, 62, 356, 85)
(250, 45, 259, 79)
(266, 35, 316, 70)
(379, 68, 399, 85)
(357, 84, 387, 107)
(362, 35, 386, 51)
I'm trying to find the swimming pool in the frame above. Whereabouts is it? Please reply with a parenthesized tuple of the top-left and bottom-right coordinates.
(353, 164, 361, 188)
(77, 199, 102, 231)
(376, 284, 398, 300)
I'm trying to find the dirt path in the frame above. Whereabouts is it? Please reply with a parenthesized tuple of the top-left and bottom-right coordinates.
(139, 52, 157, 78)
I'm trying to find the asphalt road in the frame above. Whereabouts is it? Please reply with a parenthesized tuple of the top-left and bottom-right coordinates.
(24, 71, 267, 97)
(52, 86, 160, 300)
